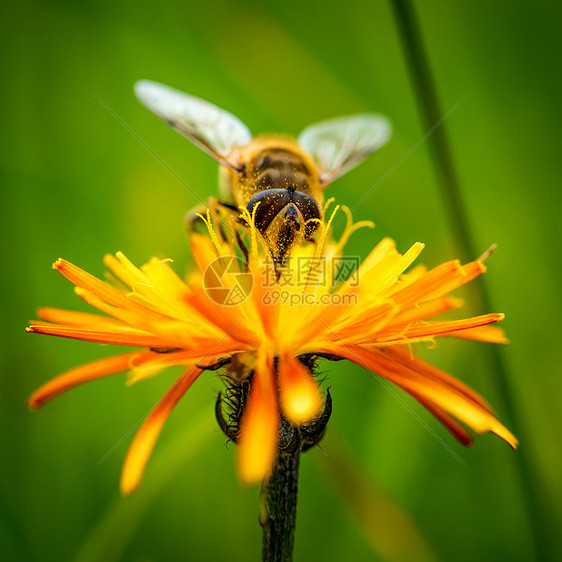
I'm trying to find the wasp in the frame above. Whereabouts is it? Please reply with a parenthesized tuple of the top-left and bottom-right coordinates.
(135, 80, 391, 263)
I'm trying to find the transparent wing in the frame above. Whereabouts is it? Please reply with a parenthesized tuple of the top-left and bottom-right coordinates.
(298, 114, 392, 185)
(135, 80, 252, 170)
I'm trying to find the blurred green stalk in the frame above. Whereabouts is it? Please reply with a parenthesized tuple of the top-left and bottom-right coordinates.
(390, 1, 553, 560)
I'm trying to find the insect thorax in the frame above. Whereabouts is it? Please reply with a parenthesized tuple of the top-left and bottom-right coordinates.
(249, 148, 315, 194)
(224, 139, 320, 207)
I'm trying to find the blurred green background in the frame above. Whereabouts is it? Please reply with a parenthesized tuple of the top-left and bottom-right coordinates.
(1, 0, 561, 560)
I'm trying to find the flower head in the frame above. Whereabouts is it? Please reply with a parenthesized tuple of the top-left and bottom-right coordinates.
(27, 202, 516, 493)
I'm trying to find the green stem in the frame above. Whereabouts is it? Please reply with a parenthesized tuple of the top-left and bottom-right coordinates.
(259, 451, 300, 562)
(390, 1, 553, 559)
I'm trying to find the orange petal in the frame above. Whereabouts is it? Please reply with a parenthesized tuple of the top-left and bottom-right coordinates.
(54, 258, 135, 309)
(323, 343, 517, 448)
(74, 287, 230, 349)
(374, 313, 505, 344)
(237, 351, 279, 485)
(120, 366, 203, 496)
(54, 259, 175, 325)
(412, 393, 474, 446)
(278, 353, 322, 424)
(27, 352, 151, 410)
(384, 297, 464, 328)
(186, 288, 261, 346)
(250, 261, 280, 339)
(327, 301, 399, 343)
(26, 322, 170, 347)
(448, 325, 509, 344)
(389, 260, 485, 310)
(384, 346, 495, 414)
(126, 351, 223, 385)
(37, 307, 124, 329)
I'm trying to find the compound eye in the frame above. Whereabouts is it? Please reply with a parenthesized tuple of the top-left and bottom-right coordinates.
(247, 189, 292, 234)
(290, 191, 322, 239)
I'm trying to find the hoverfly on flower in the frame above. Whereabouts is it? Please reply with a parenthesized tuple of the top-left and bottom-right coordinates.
(26, 83, 515, 501)
(134, 80, 391, 265)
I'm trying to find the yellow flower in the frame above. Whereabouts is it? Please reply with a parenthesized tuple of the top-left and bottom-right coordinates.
(27, 204, 516, 494)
